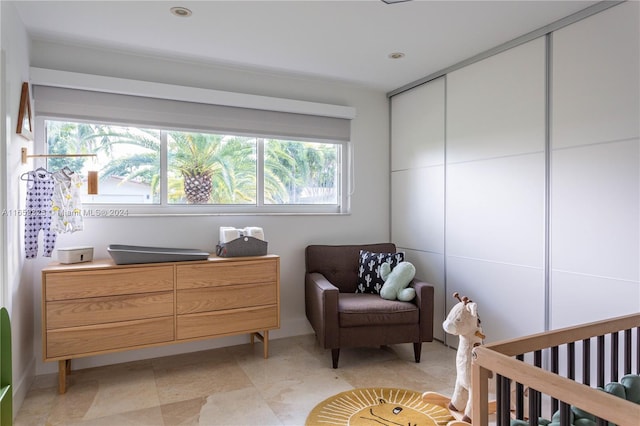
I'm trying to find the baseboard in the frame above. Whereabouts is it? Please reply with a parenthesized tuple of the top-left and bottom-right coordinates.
(270, 316, 314, 339)
(12, 355, 35, 421)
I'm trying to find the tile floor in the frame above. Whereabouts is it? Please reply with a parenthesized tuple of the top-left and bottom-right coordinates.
(16, 335, 458, 425)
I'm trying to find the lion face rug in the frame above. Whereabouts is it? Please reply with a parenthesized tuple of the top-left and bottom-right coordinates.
(306, 387, 454, 426)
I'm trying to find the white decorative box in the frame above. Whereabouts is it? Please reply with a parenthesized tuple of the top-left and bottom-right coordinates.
(57, 246, 94, 264)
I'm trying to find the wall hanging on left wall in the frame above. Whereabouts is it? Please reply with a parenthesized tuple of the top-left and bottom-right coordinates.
(17, 81, 33, 140)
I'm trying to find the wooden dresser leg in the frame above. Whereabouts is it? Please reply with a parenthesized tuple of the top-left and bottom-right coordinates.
(263, 330, 269, 359)
(250, 331, 270, 358)
(58, 360, 70, 394)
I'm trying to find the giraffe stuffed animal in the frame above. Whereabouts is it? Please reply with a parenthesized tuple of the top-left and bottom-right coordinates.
(442, 292, 485, 423)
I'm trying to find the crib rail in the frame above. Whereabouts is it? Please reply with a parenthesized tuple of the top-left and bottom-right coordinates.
(472, 313, 640, 426)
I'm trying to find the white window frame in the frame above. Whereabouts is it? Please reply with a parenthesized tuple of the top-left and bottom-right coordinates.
(35, 116, 351, 216)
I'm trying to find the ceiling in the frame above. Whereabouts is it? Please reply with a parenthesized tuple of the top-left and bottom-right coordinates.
(13, 0, 598, 92)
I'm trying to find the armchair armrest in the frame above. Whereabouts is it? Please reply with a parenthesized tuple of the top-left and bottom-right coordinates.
(412, 279, 435, 342)
(305, 272, 340, 348)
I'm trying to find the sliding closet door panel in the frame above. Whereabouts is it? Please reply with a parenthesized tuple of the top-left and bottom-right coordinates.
(446, 38, 545, 164)
(551, 1, 640, 329)
(391, 77, 445, 254)
(551, 271, 639, 329)
(446, 37, 546, 343)
(447, 257, 545, 342)
(551, 140, 639, 281)
(391, 77, 446, 336)
(391, 78, 445, 171)
(403, 249, 446, 341)
(447, 153, 544, 267)
(552, 1, 640, 149)
(391, 167, 444, 254)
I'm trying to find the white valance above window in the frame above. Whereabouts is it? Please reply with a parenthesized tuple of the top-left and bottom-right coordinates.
(31, 68, 355, 142)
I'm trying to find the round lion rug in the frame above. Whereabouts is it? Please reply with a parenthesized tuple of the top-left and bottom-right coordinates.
(306, 387, 454, 426)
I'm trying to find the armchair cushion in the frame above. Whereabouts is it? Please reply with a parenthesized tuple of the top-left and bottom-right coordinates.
(338, 293, 419, 327)
(356, 250, 404, 294)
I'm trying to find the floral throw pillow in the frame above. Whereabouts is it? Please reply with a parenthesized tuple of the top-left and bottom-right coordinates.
(356, 250, 405, 294)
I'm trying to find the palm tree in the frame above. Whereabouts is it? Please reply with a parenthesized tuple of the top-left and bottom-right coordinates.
(46, 121, 114, 172)
(96, 127, 162, 200)
(45, 120, 317, 205)
(168, 132, 256, 204)
(169, 132, 218, 204)
(265, 140, 337, 203)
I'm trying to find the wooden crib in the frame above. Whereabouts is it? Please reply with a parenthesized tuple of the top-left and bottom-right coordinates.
(472, 313, 640, 426)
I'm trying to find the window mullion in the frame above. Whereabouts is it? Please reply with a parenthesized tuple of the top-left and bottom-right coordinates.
(160, 131, 168, 206)
(257, 138, 264, 206)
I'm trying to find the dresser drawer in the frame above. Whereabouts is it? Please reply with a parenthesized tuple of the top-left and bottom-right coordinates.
(177, 260, 277, 289)
(177, 282, 276, 315)
(177, 305, 278, 340)
(46, 316, 174, 359)
(46, 291, 174, 329)
(44, 266, 174, 301)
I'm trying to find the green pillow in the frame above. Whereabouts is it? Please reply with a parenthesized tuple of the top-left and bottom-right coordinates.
(621, 374, 640, 404)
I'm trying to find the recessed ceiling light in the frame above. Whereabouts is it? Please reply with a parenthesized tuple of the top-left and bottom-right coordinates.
(170, 6, 192, 17)
(388, 52, 405, 59)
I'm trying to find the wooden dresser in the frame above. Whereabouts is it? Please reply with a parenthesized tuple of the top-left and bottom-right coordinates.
(41, 255, 279, 393)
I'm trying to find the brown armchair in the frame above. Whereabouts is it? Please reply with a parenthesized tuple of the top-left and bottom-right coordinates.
(305, 243, 434, 368)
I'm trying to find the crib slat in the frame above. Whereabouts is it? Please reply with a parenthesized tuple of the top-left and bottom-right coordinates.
(501, 376, 511, 426)
(496, 374, 503, 426)
(551, 346, 559, 414)
(496, 375, 513, 426)
(559, 402, 571, 426)
(516, 354, 525, 420)
(624, 328, 631, 375)
(533, 350, 542, 419)
(637, 326, 640, 374)
(611, 331, 619, 382)
(567, 341, 575, 380)
(582, 338, 591, 385)
(597, 335, 605, 387)
(528, 387, 539, 426)
(496, 374, 508, 426)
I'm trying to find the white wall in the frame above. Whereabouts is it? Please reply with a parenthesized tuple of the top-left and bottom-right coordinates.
(27, 40, 391, 375)
(1, 0, 36, 414)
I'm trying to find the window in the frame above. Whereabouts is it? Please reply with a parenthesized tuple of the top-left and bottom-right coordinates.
(44, 119, 344, 213)
(32, 79, 353, 214)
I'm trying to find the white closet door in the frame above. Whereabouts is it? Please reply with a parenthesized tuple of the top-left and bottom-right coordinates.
(391, 78, 445, 172)
(446, 38, 546, 164)
(391, 77, 445, 340)
(550, 1, 640, 329)
(552, 2, 639, 149)
(391, 167, 444, 254)
(446, 37, 546, 343)
(402, 248, 446, 342)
